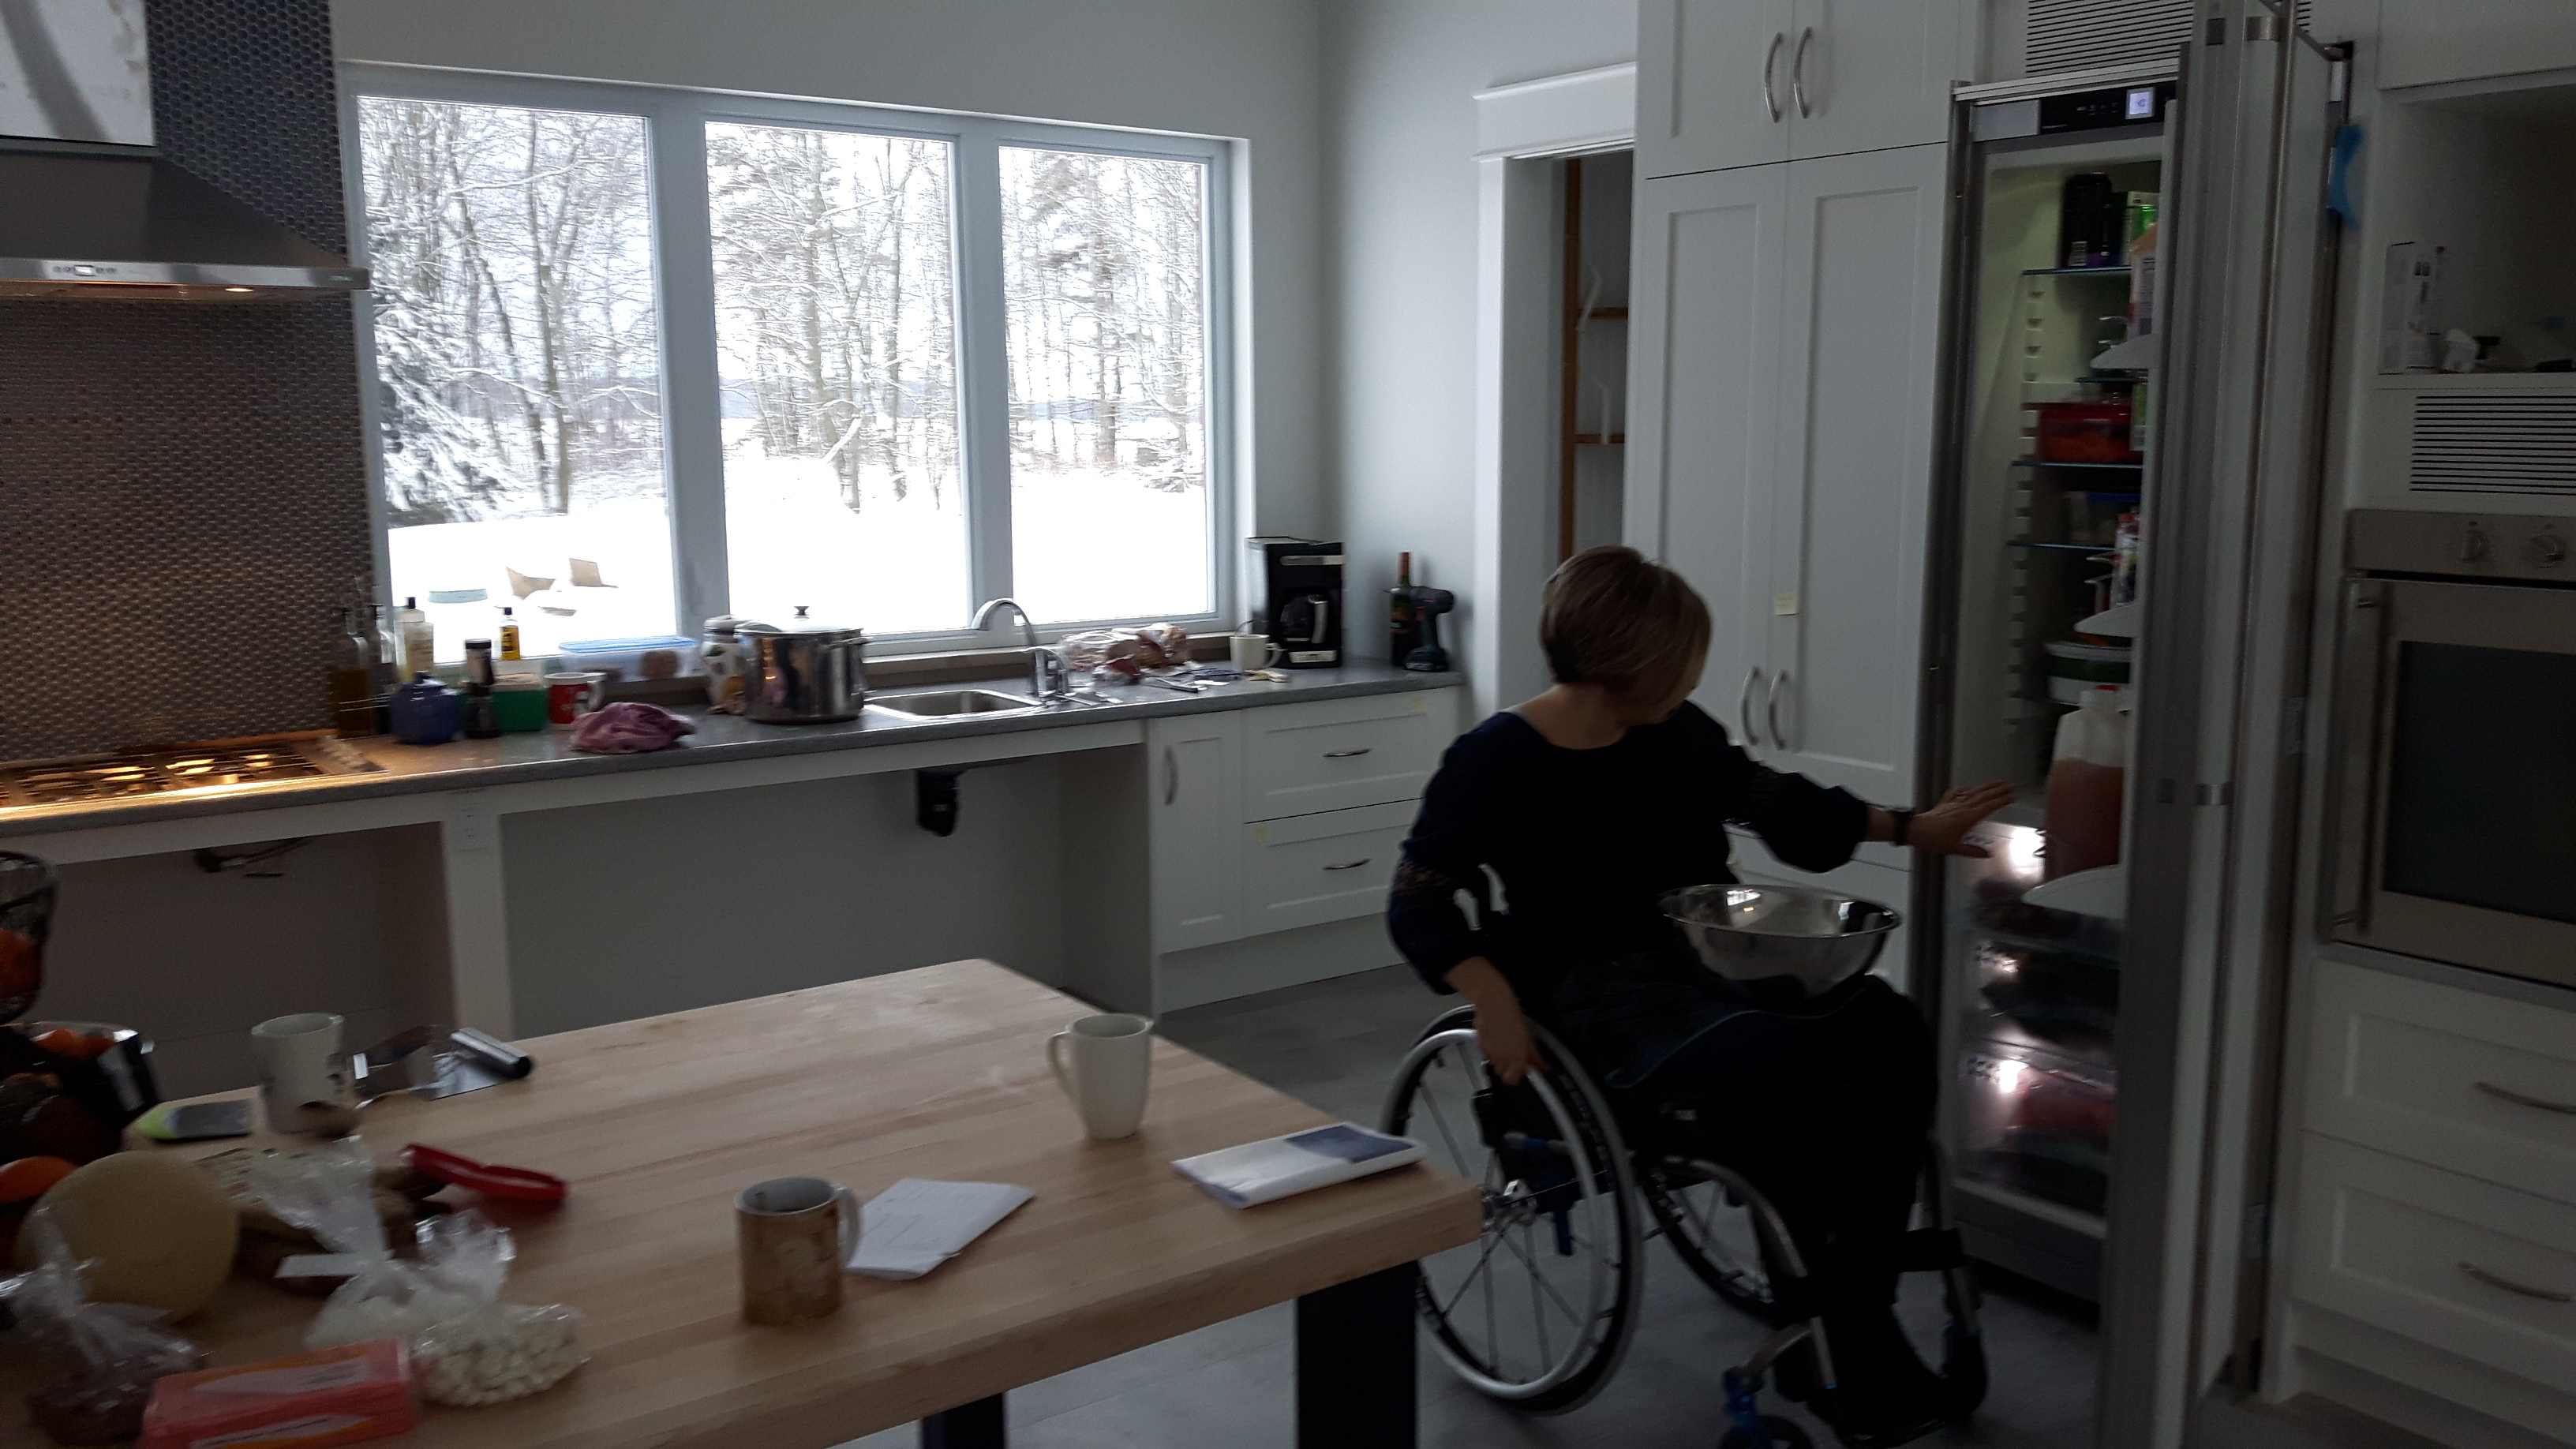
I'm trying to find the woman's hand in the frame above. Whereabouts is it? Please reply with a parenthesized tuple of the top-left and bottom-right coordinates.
(1442, 957, 1546, 1086)
(1904, 781, 2017, 857)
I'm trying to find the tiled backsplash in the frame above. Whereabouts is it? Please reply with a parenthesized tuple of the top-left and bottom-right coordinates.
(0, 0, 370, 760)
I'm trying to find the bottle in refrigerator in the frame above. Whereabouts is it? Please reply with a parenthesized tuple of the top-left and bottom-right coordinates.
(2042, 686, 2128, 879)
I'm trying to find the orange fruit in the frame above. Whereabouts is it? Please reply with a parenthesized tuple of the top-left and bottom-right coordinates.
(0, 1157, 77, 1204)
(0, 930, 37, 1003)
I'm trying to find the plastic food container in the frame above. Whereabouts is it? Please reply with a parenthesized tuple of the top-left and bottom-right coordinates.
(2030, 401, 2138, 463)
(493, 676, 549, 732)
(554, 635, 698, 683)
(2042, 639, 2131, 702)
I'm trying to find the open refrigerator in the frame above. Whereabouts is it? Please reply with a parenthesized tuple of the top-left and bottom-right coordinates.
(1921, 76, 2176, 1301)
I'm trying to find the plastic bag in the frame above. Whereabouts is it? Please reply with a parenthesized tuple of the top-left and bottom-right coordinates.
(1054, 624, 1190, 672)
(251, 1140, 583, 1406)
(2, 1216, 204, 1445)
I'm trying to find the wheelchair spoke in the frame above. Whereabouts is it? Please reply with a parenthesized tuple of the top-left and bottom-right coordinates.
(1417, 1076, 1472, 1174)
(1493, 1214, 1594, 1332)
(1526, 1221, 1552, 1365)
(1434, 1231, 1507, 1321)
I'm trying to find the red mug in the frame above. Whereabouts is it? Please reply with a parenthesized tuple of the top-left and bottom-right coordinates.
(545, 671, 605, 727)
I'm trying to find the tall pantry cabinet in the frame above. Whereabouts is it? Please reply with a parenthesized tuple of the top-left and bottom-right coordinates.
(1627, 0, 1968, 854)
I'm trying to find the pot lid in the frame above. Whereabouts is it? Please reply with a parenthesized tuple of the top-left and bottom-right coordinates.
(737, 606, 865, 640)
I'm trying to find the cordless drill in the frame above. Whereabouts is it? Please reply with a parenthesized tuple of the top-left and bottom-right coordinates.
(1393, 587, 1455, 672)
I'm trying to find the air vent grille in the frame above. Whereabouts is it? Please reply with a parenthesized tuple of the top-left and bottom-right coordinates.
(2410, 392, 2576, 496)
(2027, 0, 2193, 75)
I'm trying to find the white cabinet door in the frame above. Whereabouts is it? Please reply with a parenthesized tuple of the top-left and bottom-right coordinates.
(2380, 0, 2576, 89)
(1627, 164, 1790, 755)
(1762, 144, 1947, 805)
(1784, 0, 1968, 161)
(1638, 0, 1797, 179)
(1148, 713, 1243, 953)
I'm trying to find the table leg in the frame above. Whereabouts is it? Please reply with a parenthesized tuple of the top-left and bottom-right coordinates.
(919, 1393, 1005, 1448)
(1296, 1264, 1417, 1449)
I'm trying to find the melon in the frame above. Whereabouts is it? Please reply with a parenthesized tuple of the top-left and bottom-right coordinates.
(19, 1152, 238, 1318)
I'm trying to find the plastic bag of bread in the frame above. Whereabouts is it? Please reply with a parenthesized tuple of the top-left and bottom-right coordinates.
(1056, 624, 1191, 672)
(1, 1217, 206, 1446)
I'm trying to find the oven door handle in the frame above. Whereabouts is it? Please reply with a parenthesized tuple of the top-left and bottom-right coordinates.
(2329, 578, 2391, 936)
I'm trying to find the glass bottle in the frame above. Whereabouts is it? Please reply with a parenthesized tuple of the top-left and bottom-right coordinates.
(328, 608, 376, 737)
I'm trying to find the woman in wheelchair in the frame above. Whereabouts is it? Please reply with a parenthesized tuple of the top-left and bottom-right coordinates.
(1388, 545, 2012, 1447)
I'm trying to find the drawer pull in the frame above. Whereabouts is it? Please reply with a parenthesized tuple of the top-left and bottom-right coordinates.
(2475, 1080, 2576, 1116)
(1324, 747, 1373, 758)
(1321, 857, 1373, 871)
(2458, 1261, 2574, 1303)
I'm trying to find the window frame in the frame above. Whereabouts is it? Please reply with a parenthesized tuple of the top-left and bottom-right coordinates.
(339, 62, 1239, 650)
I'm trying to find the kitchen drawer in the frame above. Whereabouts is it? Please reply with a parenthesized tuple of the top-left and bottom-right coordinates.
(1242, 802, 1414, 934)
(2305, 961, 2576, 1207)
(1241, 691, 1451, 822)
(2292, 1136, 2576, 1394)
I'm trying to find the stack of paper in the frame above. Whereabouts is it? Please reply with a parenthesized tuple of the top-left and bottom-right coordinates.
(1173, 1123, 1425, 1208)
(844, 1179, 1035, 1279)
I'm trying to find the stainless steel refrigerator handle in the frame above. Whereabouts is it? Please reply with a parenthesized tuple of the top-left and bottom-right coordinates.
(1762, 33, 1785, 122)
(1739, 668, 1768, 747)
(1163, 746, 1178, 807)
(2329, 579, 2389, 934)
(1792, 28, 1814, 118)
(2459, 1262, 2574, 1303)
(1767, 670, 1792, 752)
(2476, 1081, 2576, 1116)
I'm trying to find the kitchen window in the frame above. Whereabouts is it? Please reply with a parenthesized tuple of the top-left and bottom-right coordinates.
(344, 69, 1232, 657)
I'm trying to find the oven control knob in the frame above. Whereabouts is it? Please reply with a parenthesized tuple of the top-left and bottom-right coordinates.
(2530, 534, 2568, 567)
(2459, 528, 2491, 562)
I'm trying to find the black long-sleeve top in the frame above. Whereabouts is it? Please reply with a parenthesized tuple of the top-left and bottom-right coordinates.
(1387, 702, 1871, 1002)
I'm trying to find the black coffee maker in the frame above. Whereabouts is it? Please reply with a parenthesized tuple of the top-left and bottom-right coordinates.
(1247, 537, 1344, 668)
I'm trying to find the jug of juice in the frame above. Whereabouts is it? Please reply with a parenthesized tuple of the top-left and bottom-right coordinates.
(2042, 686, 2128, 880)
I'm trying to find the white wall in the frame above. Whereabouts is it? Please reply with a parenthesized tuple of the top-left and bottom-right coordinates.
(1319, 0, 1638, 689)
(329, 0, 1331, 571)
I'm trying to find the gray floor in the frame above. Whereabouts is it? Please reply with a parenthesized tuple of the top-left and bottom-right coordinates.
(844, 965, 2432, 1448)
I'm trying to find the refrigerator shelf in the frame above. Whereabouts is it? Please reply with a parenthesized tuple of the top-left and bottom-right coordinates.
(2020, 265, 2133, 278)
(2010, 458, 2142, 470)
(1956, 1178, 2107, 1239)
(2006, 540, 2114, 554)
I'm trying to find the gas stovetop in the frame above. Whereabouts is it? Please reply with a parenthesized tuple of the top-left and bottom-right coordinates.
(0, 737, 380, 807)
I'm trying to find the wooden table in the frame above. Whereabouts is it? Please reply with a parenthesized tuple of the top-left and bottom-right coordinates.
(3, 961, 1481, 1447)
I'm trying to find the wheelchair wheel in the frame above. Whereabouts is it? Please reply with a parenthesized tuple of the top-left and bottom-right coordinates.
(1639, 1159, 1775, 1320)
(1380, 1010, 1644, 1413)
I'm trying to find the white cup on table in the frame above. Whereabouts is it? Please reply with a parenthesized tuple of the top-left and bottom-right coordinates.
(250, 1012, 349, 1133)
(1228, 634, 1282, 672)
(1048, 1013, 1155, 1140)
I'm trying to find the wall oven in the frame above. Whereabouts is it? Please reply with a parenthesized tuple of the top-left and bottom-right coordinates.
(2333, 509, 2576, 988)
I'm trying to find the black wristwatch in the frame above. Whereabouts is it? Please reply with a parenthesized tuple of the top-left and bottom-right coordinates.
(1889, 808, 1915, 848)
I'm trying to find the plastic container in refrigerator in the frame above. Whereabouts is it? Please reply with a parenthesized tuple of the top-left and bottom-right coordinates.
(1960, 1040, 2117, 1216)
(2030, 401, 2139, 463)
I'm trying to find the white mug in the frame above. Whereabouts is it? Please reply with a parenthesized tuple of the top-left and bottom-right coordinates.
(1047, 1013, 1155, 1140)
(250, 1013, 350, 1133)
(1228, 633, 1283, 672)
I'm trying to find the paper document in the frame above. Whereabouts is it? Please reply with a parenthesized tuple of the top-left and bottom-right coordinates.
(1174, 1123, 1425, 1208)
(844, 1179, 1034, 1279)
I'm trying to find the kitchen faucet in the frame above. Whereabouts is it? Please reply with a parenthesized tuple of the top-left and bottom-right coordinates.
(972, 597, 1068, 702)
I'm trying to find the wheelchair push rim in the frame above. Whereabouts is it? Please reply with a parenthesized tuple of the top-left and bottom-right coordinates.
(1379, 1019, 1644, 1411)
(1641, 1156, 1777, 1320)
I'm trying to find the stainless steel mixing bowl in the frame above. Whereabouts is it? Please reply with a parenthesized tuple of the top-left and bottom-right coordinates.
(1661, 883, 1903, 996)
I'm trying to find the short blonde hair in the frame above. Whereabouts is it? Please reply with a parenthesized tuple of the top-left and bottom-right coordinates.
(1539, 546, 1712, 706)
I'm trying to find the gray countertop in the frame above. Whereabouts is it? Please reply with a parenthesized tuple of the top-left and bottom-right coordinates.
(0, 665, 1462, 840)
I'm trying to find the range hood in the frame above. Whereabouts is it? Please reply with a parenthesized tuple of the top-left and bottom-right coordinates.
(0, 144, 367, 300)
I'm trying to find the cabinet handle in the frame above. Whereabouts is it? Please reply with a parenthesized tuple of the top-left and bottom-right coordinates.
(1163, 745, 1178, 806)
(1792, 28, 1814, 118)
(2475, 1080, 2576, 1116)
(1739, 668, 1767, 749)
(1324, 747, 1372, 758)
(1322, 858, 1373, 872)
(2459, 1261, 2574, 1303)
(1767, 670, 1792, 753)
(1762, 32, 1785, 122)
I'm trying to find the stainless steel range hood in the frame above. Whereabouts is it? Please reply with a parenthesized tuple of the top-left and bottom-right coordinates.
(0, 144, 367, 300)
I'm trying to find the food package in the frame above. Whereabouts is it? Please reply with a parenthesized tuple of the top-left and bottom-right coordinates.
(138, 1339, 417, 1449)
(1054, 624, 1191, 672)
(17, 1154, 238, 1318)
(569, 700, 697, 754)
(1, 1218, 207, 1446)
(250, 1142, 584, 1406)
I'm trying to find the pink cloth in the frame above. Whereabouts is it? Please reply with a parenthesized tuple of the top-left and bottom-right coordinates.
(570, 701, 698, 754)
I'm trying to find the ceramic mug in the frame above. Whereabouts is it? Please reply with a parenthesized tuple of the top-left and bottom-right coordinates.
(1047, 1013, 1155, 1140)
(1227, 634, 1283, 672)
(737, 1175, 859, 1325)
(249, 1013, 349, 1134)
(545, 671, 607, 728)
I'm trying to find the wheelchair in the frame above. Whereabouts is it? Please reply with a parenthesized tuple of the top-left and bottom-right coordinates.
(1379, 1004, 1987, 1449)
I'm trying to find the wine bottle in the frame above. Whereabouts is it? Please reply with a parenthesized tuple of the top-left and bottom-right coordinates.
(1388, 552, 1421, 665)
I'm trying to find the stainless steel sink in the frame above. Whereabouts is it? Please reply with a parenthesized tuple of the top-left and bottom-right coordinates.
(868, 689, 1045, 720)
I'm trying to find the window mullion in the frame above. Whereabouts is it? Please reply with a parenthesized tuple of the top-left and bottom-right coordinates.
(953, 127, 1016, 614)
(651, 103, 731, 635)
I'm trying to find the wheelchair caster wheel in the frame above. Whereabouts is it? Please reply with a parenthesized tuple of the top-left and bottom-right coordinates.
(1718, 1415, 1814, 1449)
